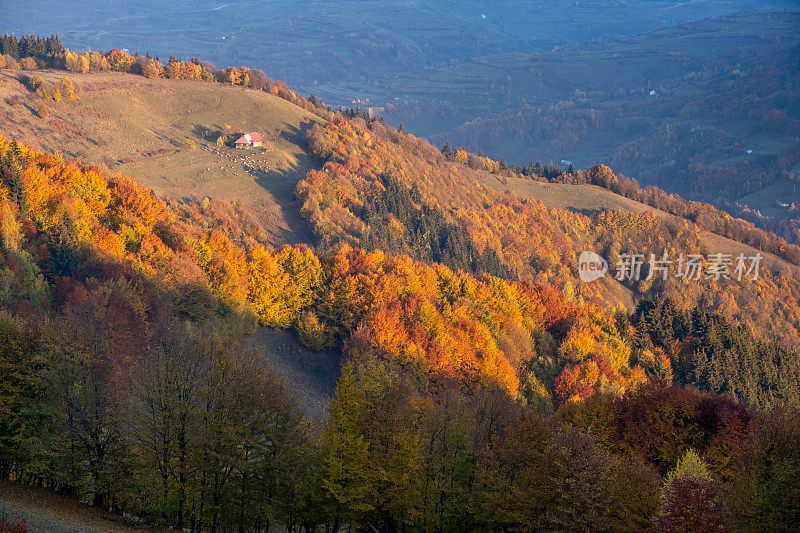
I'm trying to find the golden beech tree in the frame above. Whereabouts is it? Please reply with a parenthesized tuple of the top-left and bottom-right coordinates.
(19, 57, 37, 70)
(64, 50, 91, 73)
(220, 66, 242, 85)
(106, 48, 134, 72)
(164, 60, 201, 80)
(558, 325, 597, 363)
(88, 52, 110, 71)
(141, 59, 164, 79)
(297, 310, 334, 350)
(247, 245, 322, 329)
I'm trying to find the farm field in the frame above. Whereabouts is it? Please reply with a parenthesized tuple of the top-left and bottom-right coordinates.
(736, 175, 800, 218)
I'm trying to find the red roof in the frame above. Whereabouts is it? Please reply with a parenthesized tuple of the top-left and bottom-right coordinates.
(234, 132, 263, 144)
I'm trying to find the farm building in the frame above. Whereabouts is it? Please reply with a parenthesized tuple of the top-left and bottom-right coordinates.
(234, 132, 263, 148)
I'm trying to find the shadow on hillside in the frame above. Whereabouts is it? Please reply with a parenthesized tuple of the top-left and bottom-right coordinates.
(568, 207, 605, 217)
(21, 102, 38, 117)
(192, 123, 219, 142)
(279, 120, 316, 147)
(0, 71, 22, 83)
(244, 159, 317, 246)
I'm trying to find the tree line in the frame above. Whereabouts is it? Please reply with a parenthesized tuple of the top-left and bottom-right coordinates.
(630, 298, 800, 408)
(3, 303, 798, 531)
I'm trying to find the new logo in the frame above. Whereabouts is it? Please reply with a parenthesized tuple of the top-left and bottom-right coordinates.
(578, 251, 608, 282)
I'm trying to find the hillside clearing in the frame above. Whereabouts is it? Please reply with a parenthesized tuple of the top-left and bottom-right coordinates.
(247, 327, 341, 422)
(0, 70, 324, 247)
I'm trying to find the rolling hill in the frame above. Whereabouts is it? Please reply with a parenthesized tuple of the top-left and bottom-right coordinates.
(301, 10, 800, 245)
(297, 9, 800, 139)
(0, 69, 323, 247)
(3, 0, 790, 90)
(483, 175, 800, 277)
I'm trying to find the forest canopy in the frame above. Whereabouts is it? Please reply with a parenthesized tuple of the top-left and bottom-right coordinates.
(0, 32, 798, 531)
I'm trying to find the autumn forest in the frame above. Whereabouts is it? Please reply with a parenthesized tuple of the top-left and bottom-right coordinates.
(0, 31, 798, 533)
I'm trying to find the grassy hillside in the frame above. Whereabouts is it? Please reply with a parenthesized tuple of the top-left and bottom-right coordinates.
(0, 481, 155, 532)
(0, 70, 323, 246)
(489, 175, 800, 276)
(2, 65, 798, 347)
(0, 69, 346, 421)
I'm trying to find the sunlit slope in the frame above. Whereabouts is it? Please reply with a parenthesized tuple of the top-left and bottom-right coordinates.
(298, 117, 800, 346)
(491, 174, 800, 277)
(0, 70, 324, 246)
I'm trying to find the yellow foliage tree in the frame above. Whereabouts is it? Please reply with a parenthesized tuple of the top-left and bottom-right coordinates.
(19, 57, 37, 70)
(106, 49, 134, 72)
(558, 325, 596, 363)
(297, 310, 334, 350)
(141, 59, 164, 79)
(59, 77, 76, 101)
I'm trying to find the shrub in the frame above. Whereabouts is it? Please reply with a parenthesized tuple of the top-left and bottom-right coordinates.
(23, 75, 43, 91)
(19, 57, 37, 70)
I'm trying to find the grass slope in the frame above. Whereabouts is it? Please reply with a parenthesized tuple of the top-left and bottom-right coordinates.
(0, 71, 345, 422)
(483, 173, 800, 277)
(0, 481, 157, 532)
(247, 328, 341, 422)
(0, 70, 324, 246)
(2, 66, 797, 349)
